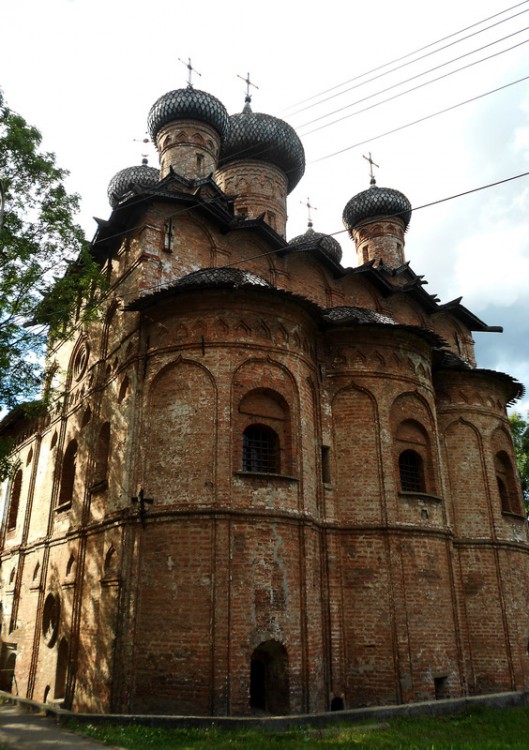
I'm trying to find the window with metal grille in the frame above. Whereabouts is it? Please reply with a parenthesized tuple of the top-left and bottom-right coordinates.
(399, 449, 425, 492)
(242, 425, 280, 473)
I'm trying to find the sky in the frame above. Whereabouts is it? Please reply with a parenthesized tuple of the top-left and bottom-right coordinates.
(1, 0, 529, 412)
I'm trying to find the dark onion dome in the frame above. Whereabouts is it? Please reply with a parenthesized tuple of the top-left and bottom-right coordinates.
(288, 223, 342, 264)
(323, 306, 395, 325)
(343, 182, 412, 231)
(147, 87, 229, 142)
(107, 164, 160, 208)
(219, 100, 305, 193)
(175, 267, 271, 289)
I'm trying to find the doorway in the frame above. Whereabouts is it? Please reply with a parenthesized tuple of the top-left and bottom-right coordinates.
(249, 640, 289, 715)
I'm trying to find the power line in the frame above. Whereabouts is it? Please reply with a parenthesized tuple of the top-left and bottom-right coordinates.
(283, 0, 529, 115)
(298, 29, 529, 134)
(109, 169, 529, 302)
(311, 73, 529, 163)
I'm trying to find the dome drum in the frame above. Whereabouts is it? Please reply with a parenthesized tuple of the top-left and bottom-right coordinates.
(217, 160, 289, 236)
(156, 119, 223, 180)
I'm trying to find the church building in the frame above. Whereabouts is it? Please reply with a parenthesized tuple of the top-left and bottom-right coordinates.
(0, 80, 528, 716)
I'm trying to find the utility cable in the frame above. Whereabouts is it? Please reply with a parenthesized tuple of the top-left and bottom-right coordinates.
(299, 29, 529, 134)
(311, 73, 529, 163)
(283, 0, 529, 115)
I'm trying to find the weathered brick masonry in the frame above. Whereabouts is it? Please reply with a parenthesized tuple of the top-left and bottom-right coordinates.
(0, 85, 527, 716)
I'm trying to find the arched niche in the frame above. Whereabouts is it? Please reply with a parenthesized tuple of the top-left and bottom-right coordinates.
(145, 359, 217, 505)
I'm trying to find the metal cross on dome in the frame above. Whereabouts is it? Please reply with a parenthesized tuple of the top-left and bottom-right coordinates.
(237, 72, 259, 101)
(301, 197, 317, 228)
(134, 133, 150, 165)
(178, 57, 202, 88)
(363, 152, 379, 185)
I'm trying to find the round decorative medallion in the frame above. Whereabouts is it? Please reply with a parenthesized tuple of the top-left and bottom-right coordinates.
(73, 341, 90, 381)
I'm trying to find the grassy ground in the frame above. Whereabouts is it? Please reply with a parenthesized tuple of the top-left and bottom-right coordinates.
(70, 705, 529, 749)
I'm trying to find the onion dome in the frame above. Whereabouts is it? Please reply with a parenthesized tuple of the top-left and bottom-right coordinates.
(288, 222, 342, 264)
(219, 99, 305, 193)
(176, 267, 270, 289)
(107, 163, 160, 208)
(147, 88, 229, 142)
(343, 182, 412, 231)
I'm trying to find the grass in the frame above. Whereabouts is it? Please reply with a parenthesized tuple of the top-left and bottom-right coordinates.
(69, 705, 529, 749)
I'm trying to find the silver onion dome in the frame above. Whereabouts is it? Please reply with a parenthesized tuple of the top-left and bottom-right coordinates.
(288, 224, 342, 264)
(219, 100, 305, 193)
(147, 88, 229, 142)
(107, 164, 160, 208)
(343, 184, 412, 231)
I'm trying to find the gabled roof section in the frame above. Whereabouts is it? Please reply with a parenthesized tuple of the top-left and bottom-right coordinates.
(337, 261, 497, 332)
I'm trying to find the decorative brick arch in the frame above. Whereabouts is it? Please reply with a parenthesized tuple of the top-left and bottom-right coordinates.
(390, 391, 438, 496)
(145, 358, 217, 505)
(232, 357, 299, 478)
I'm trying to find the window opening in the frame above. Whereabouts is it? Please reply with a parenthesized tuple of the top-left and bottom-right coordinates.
(163, 219, 174, 252)
(243, 425, 280, 473)
(7, 469, 22, 530)
(399, 449, 425, 492)
(54, 638, 69, 700)
(434, 676, 449, 699)
(58, 440, 77, 508)
(321, 446, 331, 484)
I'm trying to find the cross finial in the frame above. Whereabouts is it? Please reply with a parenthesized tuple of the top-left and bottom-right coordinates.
(237, 72, 259, 104)
(363, 152, 379, 185)
(301, 197, 317, 229)
(134, 133, 150, 165)
(178, 57, 202, 88)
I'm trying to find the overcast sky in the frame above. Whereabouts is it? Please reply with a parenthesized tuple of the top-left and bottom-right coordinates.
(2, 0, 528, 412)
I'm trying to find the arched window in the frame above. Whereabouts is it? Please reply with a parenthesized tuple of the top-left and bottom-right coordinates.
(58, 440, 78, 508)
(243, 425, 280, 473)
(395, 418, 434, 495)
(7, 469, 22, 530)
(495, 450, 522, 515)
(94, 422, 111, 486)
(399, 449, 425, 492)
(238, 388, 292, 476)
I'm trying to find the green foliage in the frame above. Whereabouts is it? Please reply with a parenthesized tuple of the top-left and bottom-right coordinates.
(0, 89, 104, 413)
(509, 411, 529, 512)
(69, 706, 529, 749)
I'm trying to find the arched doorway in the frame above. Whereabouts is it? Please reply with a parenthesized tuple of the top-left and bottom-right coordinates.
(249, 640, 289, 715)
(0, 652, 16, 692)
(54, 638, 69, 702)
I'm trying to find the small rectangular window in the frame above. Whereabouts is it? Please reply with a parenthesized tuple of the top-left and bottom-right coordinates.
(321, 446, 331, 484)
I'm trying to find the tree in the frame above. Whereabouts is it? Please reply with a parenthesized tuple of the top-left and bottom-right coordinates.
(0, 90, 104, 475)
(509, 411, 529, 513)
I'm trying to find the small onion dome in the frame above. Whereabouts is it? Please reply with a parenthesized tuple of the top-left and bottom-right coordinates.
(219, 101, 305, 193)
(147, 88, 229, 142)
(288, 223, 342, 264)
(107, 164, 160, 208)
(342, 184, 412, 232)
(176, 267, 270, 289)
